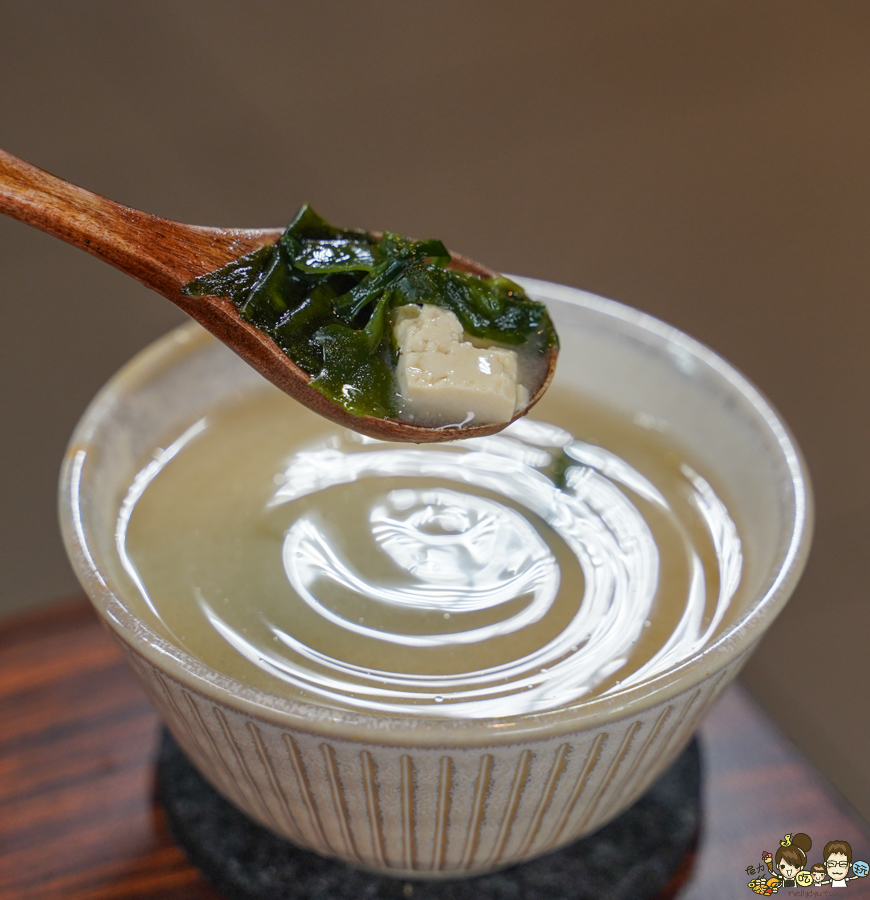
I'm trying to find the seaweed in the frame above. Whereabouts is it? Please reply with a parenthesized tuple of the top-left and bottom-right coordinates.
(183, 205, 557, 418)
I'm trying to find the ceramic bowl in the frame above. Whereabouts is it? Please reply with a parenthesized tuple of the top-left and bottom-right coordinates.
(59, 278, 812, 877)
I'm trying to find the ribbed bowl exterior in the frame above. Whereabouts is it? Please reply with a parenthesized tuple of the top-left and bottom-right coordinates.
(120, 639, 745, 876)
(60, 284, 812, 878)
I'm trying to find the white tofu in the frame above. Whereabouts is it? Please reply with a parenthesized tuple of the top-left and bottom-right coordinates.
(393, 305, 529, 425)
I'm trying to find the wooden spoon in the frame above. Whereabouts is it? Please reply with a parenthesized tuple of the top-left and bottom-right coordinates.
(0, 147, 556, 443)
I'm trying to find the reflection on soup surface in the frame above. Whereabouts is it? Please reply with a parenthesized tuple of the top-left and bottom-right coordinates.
(117, 386, 743, 718)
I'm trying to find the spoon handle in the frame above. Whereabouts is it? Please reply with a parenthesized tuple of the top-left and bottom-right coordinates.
(0, 147, 271, 297)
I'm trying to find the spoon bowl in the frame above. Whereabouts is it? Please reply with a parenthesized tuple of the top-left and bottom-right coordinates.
(0, 147, 555, 442)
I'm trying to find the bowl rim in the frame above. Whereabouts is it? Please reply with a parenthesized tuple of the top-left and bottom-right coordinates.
(59, 277, 813, 747)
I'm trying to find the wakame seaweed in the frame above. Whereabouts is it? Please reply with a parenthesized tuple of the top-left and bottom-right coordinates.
(182, 205, 558, 418)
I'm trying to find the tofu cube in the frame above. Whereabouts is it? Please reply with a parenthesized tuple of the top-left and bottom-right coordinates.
(393, 305, 529, 425)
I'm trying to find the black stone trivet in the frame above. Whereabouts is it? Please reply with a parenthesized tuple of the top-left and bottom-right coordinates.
(157, 728, 700, 900)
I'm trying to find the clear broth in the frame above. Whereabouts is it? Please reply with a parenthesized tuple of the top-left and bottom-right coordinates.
(116, 385, 745, 718)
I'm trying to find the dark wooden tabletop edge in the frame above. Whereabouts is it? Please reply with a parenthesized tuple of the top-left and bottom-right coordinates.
(0, 594, 95, 633)
(728, 680, 870, 837)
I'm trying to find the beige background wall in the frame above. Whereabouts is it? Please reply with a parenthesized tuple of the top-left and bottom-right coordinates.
(1, 2, 868, 818)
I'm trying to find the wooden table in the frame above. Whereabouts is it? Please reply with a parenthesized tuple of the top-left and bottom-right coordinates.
(1, 599, 869, 900)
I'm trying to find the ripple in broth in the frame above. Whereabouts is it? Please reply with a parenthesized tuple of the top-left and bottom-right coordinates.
(116, 386, 743, 718)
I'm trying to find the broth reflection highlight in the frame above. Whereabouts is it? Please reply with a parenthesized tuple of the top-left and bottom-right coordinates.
(116, 387, 743, 718)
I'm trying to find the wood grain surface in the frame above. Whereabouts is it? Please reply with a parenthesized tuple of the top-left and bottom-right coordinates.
(1, 599, 868, 900)
(0, 600, 222, 900)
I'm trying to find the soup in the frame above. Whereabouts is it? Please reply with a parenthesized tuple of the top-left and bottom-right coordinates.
(116, 384, 744, 719)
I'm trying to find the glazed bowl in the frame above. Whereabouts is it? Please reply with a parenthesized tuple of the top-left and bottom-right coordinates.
(59, 277, 812, 878)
